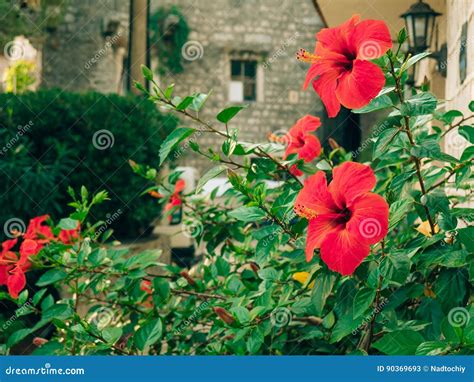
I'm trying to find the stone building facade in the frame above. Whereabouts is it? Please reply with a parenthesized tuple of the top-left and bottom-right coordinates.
(154, 0, 325, 171)
(41, 0, 129, 93)
(38, 0, 327, 173)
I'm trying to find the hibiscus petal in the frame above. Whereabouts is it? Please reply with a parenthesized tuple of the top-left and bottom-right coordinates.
(2, 239, 18, 253)
(320, 229, 370, 275)
(174, 179, 186, 193)
(305, 215, 343, 261)
(347, 193, 389, 245)
(328, 162, 376, 209)
(350, 19, 392, 60)
(316, 14, 360, 54)
(312, 71, 341, 118)
(335, 59, 386, 110)
(8, 267, 26, 299)
(295, 172, 338, 219)
(297, 135, 321, 162)
(299, 115, 321, 133)
(20, 239, 38, 258)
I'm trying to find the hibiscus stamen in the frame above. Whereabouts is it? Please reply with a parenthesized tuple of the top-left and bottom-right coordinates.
(296, 49, 321, 64)
(294, 203, 318, 220)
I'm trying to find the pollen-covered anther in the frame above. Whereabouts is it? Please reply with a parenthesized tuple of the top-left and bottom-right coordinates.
(294, 203, 318, 220)
(296, 48, 320, 64)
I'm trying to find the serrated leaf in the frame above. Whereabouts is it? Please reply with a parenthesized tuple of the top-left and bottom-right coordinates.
(401, 92, 437, 116)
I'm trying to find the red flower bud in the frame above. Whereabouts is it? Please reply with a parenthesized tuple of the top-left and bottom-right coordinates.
(213, 307, 235, 325)
(180, 271, 196, 286)
(33, 337, 48, 346)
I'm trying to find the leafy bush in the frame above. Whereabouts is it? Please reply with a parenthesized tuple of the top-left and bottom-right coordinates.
(1, 17, 473, 356)
(0, 89, 178, 239)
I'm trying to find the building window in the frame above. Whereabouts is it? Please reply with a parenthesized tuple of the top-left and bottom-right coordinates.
(229, 60, 257, 102)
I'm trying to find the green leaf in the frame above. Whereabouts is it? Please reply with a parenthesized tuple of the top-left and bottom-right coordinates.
(102, 327, 122, 345)
(246, 329, 264, 354)
(216, 106, 246, 123)
(36, 269, 68, 287)
(152, 278, 170, 304)
(58, 218, 79, 230)
(228, 206, 266, 222)
(42, 303, 73, 321)
(163, 84, 175, 101)
(353, 94, 392, 114)
(311, 273, 336, 316)
(389, 200, 412, 229)
(141, 65, 154, 81)
(373, 330, 424, 355)
(353, 288, 376, 318)
(404, 52, 431, 71)
(159, 127, 195, 165)
(134, 318, 163, 352)
(415, 341, 449, 355)
(232, 306, 251, 324)
(469, 100, 474, 112)
(459, 125, 474, 143)
(7, 328, 32, 348)
(381, 252, 411, 284)
(401, 92, 437, 116)
(175, 96, 195, 110)
(397, 28, 407, 44)
(196, 165, 227, 194)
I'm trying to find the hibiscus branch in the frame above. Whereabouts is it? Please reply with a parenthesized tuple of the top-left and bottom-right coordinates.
(359, 240, 386, 353)
(151, 92, 303, 186)
(388, 55, 437, 234)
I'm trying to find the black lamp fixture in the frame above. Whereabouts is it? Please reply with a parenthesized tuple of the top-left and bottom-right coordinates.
(400, 0, 446, 77)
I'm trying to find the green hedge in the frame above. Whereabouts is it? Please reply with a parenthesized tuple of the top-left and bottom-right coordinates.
(0, 90, 178, 239)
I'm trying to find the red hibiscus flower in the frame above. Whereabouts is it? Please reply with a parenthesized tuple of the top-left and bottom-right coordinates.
(0, 238, 35, 299)
(294, 162, 389, 275)
(284, 115, 322, 176)
(24, 215, 54, 251)
(164, 179, 186, 213)
(298, 15, 392, 118)
(58, 223, 81, 245)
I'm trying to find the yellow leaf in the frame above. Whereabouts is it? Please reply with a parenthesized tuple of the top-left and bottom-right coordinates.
(416, 220, 439, 237)
(292, 272, 315, 289)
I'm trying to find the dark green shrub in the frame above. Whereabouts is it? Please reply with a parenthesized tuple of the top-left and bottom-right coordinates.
(0, 89, 178, 239)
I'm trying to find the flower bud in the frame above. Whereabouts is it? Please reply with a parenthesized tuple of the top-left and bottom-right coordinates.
(33, 337, 48, 346)
(180, 271, 196, 286)
(213, 307, 235, 325)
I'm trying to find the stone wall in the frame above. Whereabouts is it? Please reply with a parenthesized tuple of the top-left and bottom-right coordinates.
(41, 0, 129, 93)
(153, 0, 325, 173)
